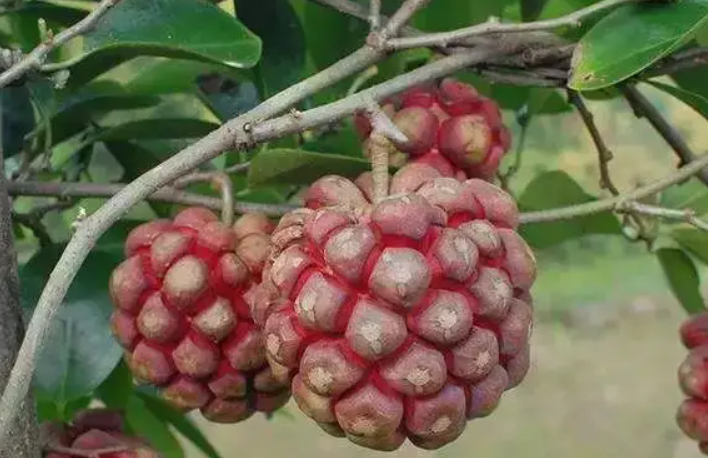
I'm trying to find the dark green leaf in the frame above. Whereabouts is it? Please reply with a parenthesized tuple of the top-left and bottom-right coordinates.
(248, 148, 371, 187)
(36, 396, 92, 422)
(569, 0, 708, 91)
(672, 60, 708, 101)
(657, 248, 705, 315)
(672, 227, 708, 264)
(518, 171, 623, 249)
(647, 80, 708, 120)
(1, 86, 34, 157)
(20, 246, 123, 402)
(137, 393, 223, 458)
(64, 0, 262, 88)
(124, 395, 184, 458)
(86, 119, 218, 145)
(412, 0, 503, 31)
(522, 0, 550, 21)
(197, 77, 260, 121)
(234, 0, 306, 96)
(95, 360, 134, 409)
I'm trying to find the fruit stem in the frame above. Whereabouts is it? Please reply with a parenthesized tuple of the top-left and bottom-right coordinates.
(174, 171, 235, 226)
(369, 131, 390, 203)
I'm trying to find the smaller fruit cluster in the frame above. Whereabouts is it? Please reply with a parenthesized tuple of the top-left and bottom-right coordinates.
(354, 78, 511, 181)
(677, 311, 708, 455)
(43, 409, 157, 458)
(109, 208, 290, 423)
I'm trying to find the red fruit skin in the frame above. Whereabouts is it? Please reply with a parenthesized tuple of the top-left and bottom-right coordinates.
(354, 78, 511, 182)
(681, 311, 708, 349)
(254, 164, 536, 451)
(108, 209, 289, 423)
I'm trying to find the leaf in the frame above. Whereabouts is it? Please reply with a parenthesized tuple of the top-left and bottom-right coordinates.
(36, 396, 92, 422)
(657, 248, 705, 315)
(647, 80, 708, 120)
(412, 0, 504, 31)
(234, 0, 306, 96)
(672, 227, 708, 264)
(518, 171, 623, 249)
(20, 246, 123, 402)
(87, 119, 219, 144)
(124, 395, 184, 458)
(197, 77, 260, 121)
(522, 0, 550, 21)
(1, 86, 34, 157)
(137, 393, 223, 458)
(64, 0, 262, 88)
(672, 60, 708, 101)
(660, 177, 708, 217)
(569, 0, 708, 91)
(95, 360, 134, 409)
(247, 148, 371, 187)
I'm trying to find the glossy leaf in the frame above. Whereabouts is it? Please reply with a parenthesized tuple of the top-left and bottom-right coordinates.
(569, 0, 708, 91)
(248, 148, 371, 187)
(138, 393, 223, 458)
(234, 0, 306, 96)
(125, 395, 184, 458)
(20, 246, 122, 402)
(657, 248, 705, 315)
(197, 77, 260, 121)
(64, 0, 262, 87)
(648, 80, 708, 120)
(518, 171, 623, 249)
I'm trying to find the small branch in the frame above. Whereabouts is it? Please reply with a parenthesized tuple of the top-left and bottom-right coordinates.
(173, 172, 235, 226)
(6, 181, 294, 217)
(642, 47, 708, 78)
(364, 99, 405, 202)
(224, 161, 250, 175)
(364, 99, 408, 144)
(381, 0, 431, 38)
(369, 0, 381, 30)
(520, 150, 708, 224)
(568, 90, 619, 195)
(621, 83, 708, 186)
(616, 201, 708, 232)
(347, 66, 379, 96)
(0, 0, 119, 88)
(386, 0, 645, 50)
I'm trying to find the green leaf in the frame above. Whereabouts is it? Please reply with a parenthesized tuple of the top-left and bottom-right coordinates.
(36, 396, 92, 422)
(64, 0, 262, 88)
(656, 248, 705, 315)
(647, 80, 708, 120)
(234, 0, 306, 96)
(95, 360, 134, 409)
(522, 0, 550, 21)
(247, 148, 371, 187)
(124, 395, 184, 458)
(412, 0, 503, 31)
(660, 177, 708, 217)
(20, 246, 123, 402)
(87, 119, 219, 144)
(518, 171, 623, 249)
(197, 77, 260, 121)
(1, 86, 35, 157)
(137, 393, 223, 458)
(672, 227, 708, 264)
(569, 0, 708, 91)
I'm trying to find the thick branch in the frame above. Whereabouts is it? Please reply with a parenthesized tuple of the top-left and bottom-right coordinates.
(621, 84, 708, 186)
(520, 150, 708, 223)
(0, 0, 119, 88)
(386, 0, 644, 50)
(0, 119, 40, 458)
(7, 181, 295, 217)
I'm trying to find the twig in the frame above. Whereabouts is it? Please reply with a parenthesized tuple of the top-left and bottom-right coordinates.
(369, 0, 381, 30)
(568, 90, 619, 195)
(616, 201, 708, 232)
(347, 66, 379, 96)
(364, 99, 408, 144)
(0, 0, 119, 88)
(520, 150, 708, 224)
(224, 161, 250, 174)
(642, 47, 708, 78)
(386, 0, 646, 50)
(6, 181, 295, 217)
(381, 0, 431, 38)
(173, 171, 235, 226)
(0, 44, 506, 441)
(621, 84, 708, 186)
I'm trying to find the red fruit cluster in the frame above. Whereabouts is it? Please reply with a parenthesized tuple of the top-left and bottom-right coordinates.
(253, 163, 536, 451)
(43, 409, 157, 458)
(109, 208, 290, 423)
(354, 78, 511, 181)
(677, 311, 708, 454)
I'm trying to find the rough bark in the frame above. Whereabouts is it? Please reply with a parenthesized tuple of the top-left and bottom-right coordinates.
(0, 149, 41, 456)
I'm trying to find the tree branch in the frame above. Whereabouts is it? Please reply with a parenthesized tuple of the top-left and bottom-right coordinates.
(385, 0, 645, 50)
(369, 0, 381, 30)
(0, 0, 119, 88)
(520, 150, 708, 224)
(616, 201, 708, 232)
(621, 83, 708, 186)
(6, 181, 296, 217)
